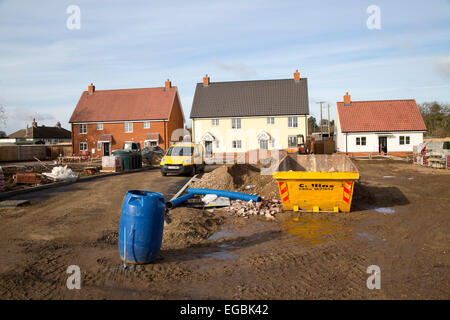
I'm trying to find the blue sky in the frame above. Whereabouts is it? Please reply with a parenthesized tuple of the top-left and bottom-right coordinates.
(0, 0, 449, 134)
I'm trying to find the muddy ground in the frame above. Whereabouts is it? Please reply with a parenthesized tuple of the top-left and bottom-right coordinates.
(0, 161, 449, 299)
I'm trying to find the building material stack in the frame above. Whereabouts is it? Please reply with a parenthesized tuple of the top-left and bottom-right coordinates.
(101, 156, 121, 172)
(413, 140, 450, 169)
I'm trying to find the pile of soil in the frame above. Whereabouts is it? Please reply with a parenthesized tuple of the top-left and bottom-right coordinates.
(191, 164, 280, 200)
(164, 207, 225, 246)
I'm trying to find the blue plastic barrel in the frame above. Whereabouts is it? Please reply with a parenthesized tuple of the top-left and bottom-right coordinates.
(118, 190, 165, 264)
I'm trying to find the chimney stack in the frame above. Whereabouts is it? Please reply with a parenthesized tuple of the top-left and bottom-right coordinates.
(32, 118, 37, 127)
(343, 92, 351, 106)
(56, 121, 61, 128)
(294, 69, 300, 81)
(88, 83, 95, 94)
(165, 79, 172, 90)
(203, 74, 210, 87)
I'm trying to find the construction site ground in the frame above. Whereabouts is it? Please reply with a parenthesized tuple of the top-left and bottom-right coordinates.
(0, 161, 448, 299)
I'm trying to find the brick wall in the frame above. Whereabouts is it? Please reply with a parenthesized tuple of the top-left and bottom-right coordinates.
(72, 121, 167, 156)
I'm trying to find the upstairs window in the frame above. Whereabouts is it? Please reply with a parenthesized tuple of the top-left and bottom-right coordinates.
(143, 121, 151, 129)
(288, 117, 298, 128)
(212, 119, 219, 126)
(79, 123, 87, 134)
(267, 117, 275, 125)
(124, 122, 133, 133)
(96, 123, 103, 130)
(232, 118, 241, 129)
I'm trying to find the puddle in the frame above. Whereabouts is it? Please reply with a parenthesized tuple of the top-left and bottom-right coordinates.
(375, 207, 395, 214)
(282, 217, 351, 245)
(208, 230, 235, 240)
(203, 250, 239, 261)
(208, 224, 256, 240)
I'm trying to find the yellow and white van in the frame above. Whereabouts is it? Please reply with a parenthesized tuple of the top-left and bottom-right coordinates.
(160, 142, 205, 176)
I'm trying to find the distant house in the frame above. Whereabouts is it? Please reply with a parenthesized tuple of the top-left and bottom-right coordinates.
(190, 71, 309, 157)
(335, 93, 427, 156)
(3, 119, 71, 144)
(69, 81, 184, 156)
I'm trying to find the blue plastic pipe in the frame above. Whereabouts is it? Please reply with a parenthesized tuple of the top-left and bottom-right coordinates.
(187, 188, 262, 202)
(166, 192, 195, 209)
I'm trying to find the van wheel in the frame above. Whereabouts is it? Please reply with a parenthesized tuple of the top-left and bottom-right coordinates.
(191, 166, 196, 176)
(161, 171, 167, 176)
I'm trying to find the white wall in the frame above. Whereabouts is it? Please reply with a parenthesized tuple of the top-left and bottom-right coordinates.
(336, 129, 424, 153)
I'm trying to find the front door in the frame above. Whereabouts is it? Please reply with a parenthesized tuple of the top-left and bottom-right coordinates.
(379, 137, 387, 154)
(204, 141, 213, 158)
(103, 142, 110, 156)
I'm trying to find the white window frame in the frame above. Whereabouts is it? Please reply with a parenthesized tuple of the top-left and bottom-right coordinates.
(96, 123, 103, 131)
(267, 117, 275, 125)
(79, 142, 87, 151)
(232, 118, 241, 129)
(399, 136, 410, 145)
(271, 139, 276, 148)
(124, 122, 133, 133)
(216, 140, 220, 148)
(232, 140, 242, 149)
(260, 140, 268, 150)
(288, 117, 298, 128)
(356, 136, 366, 146)
(288, 135, 298, 147)
(212, 119, 219, 126)
(143, 121, 151, 129)
(79, 123, 87, 134)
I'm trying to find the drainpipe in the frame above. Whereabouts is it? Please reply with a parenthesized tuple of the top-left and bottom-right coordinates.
(345, 132, 348, 155)
(164, 120, 167, 149)
(71, 123, 75, 155)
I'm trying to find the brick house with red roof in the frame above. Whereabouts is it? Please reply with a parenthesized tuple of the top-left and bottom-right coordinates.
(335, 93, 427, 156)
(69, 81, 185, 156)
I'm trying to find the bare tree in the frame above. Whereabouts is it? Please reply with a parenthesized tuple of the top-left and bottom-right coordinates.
(0, 104, 6, 125)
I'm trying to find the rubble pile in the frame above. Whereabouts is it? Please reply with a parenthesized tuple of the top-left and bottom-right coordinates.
(226, 198, 282, 220)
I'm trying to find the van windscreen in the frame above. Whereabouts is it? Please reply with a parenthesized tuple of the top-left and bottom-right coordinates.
(167, 146, 194, 156)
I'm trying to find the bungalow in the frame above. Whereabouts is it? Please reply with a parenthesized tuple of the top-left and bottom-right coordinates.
(335, 93, 427, 156)
(69, 81, 185, 156)
(4, 119, 71, 144)
(190, 70, 309, 157)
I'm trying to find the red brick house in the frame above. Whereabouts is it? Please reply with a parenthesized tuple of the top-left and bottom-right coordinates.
(69, 81, 185, 156)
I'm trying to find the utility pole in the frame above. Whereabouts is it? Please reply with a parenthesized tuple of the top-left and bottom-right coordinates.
(316, 101, 325, 140)
(327, 104, 331, 136)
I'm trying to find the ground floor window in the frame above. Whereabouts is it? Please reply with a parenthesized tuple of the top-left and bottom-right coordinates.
(288, 135, 298, 147)
(97, 142, 101, 151)
(399, 136, 410, 145)
(144, 140, 158, 148)
(259, 140, 268, 150)
(79, 142, 87, 151)
(356, 137, 366, 146)
(232, 140, 242, 149)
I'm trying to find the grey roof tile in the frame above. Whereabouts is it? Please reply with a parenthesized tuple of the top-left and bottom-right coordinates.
(190, 78, 309, 118)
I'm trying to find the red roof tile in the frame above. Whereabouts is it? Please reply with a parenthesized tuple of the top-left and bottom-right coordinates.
(69, 87, 177, 123)
(337, 99, 427, 133)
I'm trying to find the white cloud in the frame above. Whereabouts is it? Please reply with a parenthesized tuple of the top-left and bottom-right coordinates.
(433, 56, 450, 78)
